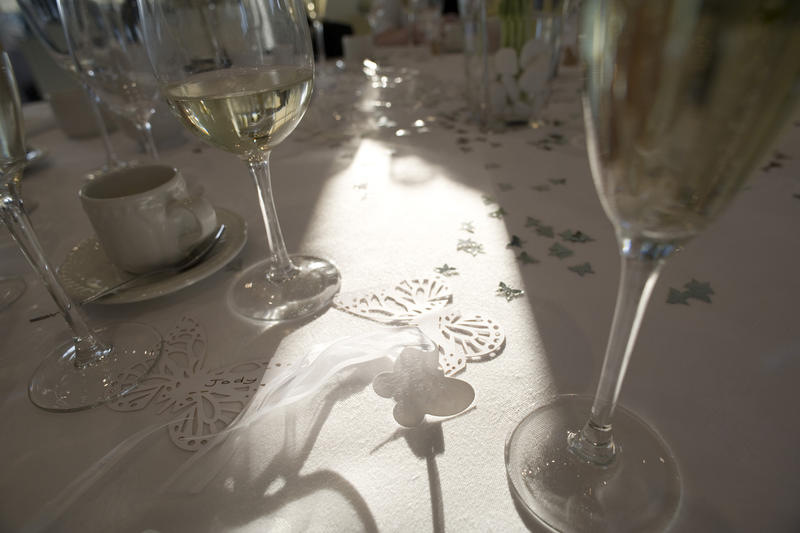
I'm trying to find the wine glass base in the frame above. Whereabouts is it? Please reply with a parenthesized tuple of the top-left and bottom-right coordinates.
(0, 277, 26, 310)
(229, 255, 341, 321)
(505, 395, 681, 533)
(28, 322, 161, 412)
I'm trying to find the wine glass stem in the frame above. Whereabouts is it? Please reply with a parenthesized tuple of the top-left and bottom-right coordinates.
(569, 236, 674, 465)
(136, 119, 159, 160)
(248, 154, 295, 282)
(0, 187, 110, 366)
(83, 83, 122, 168)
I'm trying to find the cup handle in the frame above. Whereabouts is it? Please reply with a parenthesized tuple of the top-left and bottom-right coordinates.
(167, 195, 217, 251)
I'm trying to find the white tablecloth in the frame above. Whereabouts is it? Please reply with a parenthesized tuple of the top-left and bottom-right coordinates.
(1, 50, 799, 532)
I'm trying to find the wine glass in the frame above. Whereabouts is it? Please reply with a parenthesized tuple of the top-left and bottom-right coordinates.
(58, 0, 161, 160)
(138, 0, 341, 321)
(505, 1, 800, 531)
(0, 50, 161, 411)
(17, 0, 124, 176)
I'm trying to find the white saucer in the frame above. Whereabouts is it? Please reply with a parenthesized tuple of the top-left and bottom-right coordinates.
(58, 207, 247, 305)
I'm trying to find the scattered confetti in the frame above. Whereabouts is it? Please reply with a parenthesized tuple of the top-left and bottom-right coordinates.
(548, 242, 574, 259)
(666, 288, 691, 305)
(559, 230, 594, 243)
(457, 239, 485, 256)
(528, 133, 567, 151)
(531, 184, 551, 192)
(684, 279, 714, 303)
(568, 262, 595, 276)
(666, 279, 714, 305)
(762, 151, 789, 172)
(549, 178, 567, 185)
(525, 217, 541, 227)
(536, 225, 555, 238)
(497, 183, 514, 192)
(506, 235, 525, 248)
(496, 282, 525, 302)
(434, 264, 459, 277)
(482, 195, 497, 205)
(516, 252, 539, 265)
(489, 208, 508, 219)
(460, 221, 475, 233)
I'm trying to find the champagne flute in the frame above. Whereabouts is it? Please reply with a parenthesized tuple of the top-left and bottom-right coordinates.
(17, 0, 124, 176)
(58, 0, 161, 160)
(138, 0, 341, 321)
(505, 1, 800, 531)
(0, 50, 161, 411)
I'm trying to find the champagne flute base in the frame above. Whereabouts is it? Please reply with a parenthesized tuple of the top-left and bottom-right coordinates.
(28, 322, 161, 412)
(0, 277, 26, 310)
(229, 255, 340, 321)
(505, 395, 681, 532)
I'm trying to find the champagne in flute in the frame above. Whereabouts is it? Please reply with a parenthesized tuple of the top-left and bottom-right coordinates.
(505, 1, 799, 531)
(164, 66, 313, 158)
(586, 0, 800, 243)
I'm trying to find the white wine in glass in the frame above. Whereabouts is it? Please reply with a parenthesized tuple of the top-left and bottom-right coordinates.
(506, 1, 800, 531)
(139, 0, 340, 321)
(164, 66, 313, 155)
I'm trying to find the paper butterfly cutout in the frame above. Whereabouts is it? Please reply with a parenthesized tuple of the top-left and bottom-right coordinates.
(373, 347, 475, 427)
(110, 316, 269, 452)
(416, 310, 506, 375)
(333, 277, 506, 375)
(333, 277, 452, 325)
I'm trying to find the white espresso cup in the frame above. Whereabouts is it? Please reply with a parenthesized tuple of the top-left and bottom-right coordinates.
(80, 165, 217, 274)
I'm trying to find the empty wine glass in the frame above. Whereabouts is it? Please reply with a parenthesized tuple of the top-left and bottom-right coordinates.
(139, 0, 341, 321)
(58, 0, 161, 160)
(0, 50, 161, 411)
(17, 0, 124, 176)
(505, 1, 800, 531)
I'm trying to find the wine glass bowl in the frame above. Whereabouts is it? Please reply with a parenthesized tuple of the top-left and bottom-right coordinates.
(58, 0, 161, 159)
(139, 0, 341, 321)
(18, 0, 125, 175)
(506, 0, 800, 530)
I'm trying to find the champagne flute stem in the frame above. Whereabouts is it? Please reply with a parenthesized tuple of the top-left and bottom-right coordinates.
(313, 20, 326, 63)
(248, 154, 295, 282)
(83, 83, 122, 168)
(136, 119, 159, 160)
(0, 188, 110, 365)
(569, 236, 674, 465)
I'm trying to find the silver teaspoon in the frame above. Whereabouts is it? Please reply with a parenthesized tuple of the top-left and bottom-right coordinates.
(30, 224, 226, 322)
